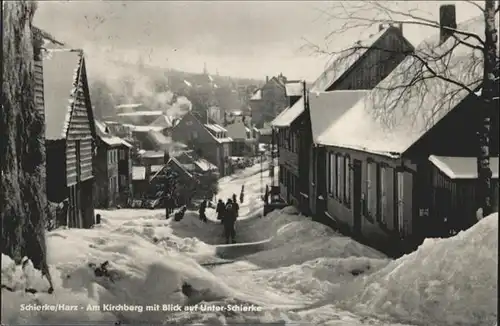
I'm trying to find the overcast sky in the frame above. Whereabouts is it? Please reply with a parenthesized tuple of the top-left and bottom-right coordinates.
(34, 1, 484, 82)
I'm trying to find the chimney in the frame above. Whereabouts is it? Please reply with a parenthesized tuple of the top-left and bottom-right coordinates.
(398, 23, 403, 35)
(266, 76, 269, 83)
(378, 23, 385, 32)
(439, 4, 457, 45)
(163, 150, 170, 164)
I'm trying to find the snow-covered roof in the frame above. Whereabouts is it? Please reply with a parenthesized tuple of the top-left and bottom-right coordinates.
(95, 120, 131, 147)
(116, 103, 143, 110)
(128, 125, 166, 133)
(311, 28, 393, 93)
(250, 89, 262, 101)
(204, 124, 227, 133)
(194, 158, 218, 172)
(150, 115, 175, 129)
(43, 49, 82, 140)
(117, 110, 163, 117)
(316, 16, 490, 157)
(150, 157, 193, 181)
(311, 90, 369, 144)
(271, 98, 304, 128)
(150, 165, 164, 173)
(132, 166, 146, 180)
(271, 27, 396, 129)
(429, 156, 499, 179)
(285, 81, 303, 97)
(140, 150, 164, 158)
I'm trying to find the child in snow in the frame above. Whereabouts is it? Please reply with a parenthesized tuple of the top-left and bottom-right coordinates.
(174, 206, 187, 221)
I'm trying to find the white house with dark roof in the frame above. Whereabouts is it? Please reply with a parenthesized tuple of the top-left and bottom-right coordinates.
(43, 48, 97, 229)
(311, 7, 499, 255)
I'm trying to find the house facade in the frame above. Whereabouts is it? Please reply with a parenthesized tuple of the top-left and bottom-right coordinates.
(93, 120, 133, 208)
(171, 112, 232, 176)
(250, 74, 289, 128)
(272, 24, 414, 218)
(43, 49, 97, 229)
(311, 7, 499, 255)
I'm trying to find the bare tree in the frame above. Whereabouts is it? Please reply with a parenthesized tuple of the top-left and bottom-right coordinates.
(1, 0, 54, 291)
(306, 1, 499, 216)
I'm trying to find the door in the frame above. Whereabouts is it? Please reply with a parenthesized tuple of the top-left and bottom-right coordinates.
(352, 159, 362, 235)
(434, 187, 452, 237)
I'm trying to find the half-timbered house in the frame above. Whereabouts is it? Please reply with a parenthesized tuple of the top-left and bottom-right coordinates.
(312, 8, 499, 254)
(43, 49, 97, 228)
(272, 23, 414, 217)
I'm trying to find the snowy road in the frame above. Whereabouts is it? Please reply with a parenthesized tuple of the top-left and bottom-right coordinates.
(1, 163, 497, 326)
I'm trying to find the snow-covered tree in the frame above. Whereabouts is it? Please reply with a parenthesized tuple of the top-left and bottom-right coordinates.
(307, 1, 499, 216)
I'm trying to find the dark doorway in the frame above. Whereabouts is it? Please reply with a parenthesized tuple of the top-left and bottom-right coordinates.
(434, 187, 452, 237)
(352, 159, 362, 235)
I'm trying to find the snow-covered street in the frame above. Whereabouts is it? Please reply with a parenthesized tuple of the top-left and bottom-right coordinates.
(1, 163, 497, 326)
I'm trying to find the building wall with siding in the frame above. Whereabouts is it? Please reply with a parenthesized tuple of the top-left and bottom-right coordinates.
(66, 69, 94, 186)
(323, 147, 413, 245)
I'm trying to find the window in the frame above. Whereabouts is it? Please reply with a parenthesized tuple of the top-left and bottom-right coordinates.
(344, 156, 351, 206)
(107, 151, 111, 164)
(397, 171, 405, 235)
(328, 152, 335, 195)
(378, 165, 388, 224)
(336, 154, 343, 201)
(120, 174, 126, 186)
(108, 177, 113, 193)
(279, 167, 284, 183)
(366, 161, 377, 217)
(119, 149, 126, 160)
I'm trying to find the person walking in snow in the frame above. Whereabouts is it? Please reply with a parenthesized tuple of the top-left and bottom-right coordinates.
(199, 200, 208, 223)
(232, 194, 240, 219)
(240, 185, 245, 204)
(223, 199, 237, 244)
(216, 199, 225, 224)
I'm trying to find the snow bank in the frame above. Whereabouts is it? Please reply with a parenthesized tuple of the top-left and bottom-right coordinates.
(340, 213, 498, 326)
(242, 208, 386, 269)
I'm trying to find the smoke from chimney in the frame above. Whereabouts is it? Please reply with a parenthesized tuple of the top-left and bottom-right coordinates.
(439, 5, 457, 45)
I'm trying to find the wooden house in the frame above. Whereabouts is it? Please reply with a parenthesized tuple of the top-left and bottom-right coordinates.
(272, 23, 414, 217)
(93, 120, 133, 208)
(149, 157, 195, 207)
(249, 74, 289, 128)
(171, 111, 233, 176)
(43, 49, 97, 228)
(311, 9, 499, 254)
(225, 121, 258, 156)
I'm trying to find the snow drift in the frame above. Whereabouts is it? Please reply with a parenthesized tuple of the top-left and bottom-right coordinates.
(338, 213, 498, 326)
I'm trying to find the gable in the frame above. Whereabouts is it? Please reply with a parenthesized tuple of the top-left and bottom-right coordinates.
(43, 49, 82, 140)
(66, 56, 95, 142)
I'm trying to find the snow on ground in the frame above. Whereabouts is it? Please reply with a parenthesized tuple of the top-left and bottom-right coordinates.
(1, 162, 497, 326)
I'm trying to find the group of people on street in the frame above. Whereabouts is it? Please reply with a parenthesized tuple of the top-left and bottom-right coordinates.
(216, 193, 241, 244)
(166, 184, 246, 244)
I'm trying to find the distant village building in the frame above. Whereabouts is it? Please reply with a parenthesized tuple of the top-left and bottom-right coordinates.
(93, 120, 133, 208)
(249, 73, 290, 128)
(43, 48, 97, 228)
(171, 111, 233, 176)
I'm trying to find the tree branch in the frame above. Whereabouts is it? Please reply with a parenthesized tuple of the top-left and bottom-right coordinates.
(320, 2, 486, 47)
